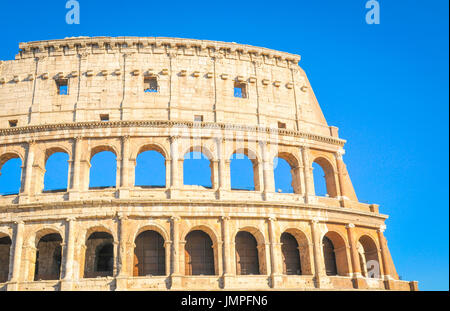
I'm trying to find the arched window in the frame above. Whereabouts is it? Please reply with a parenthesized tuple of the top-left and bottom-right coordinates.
(184, 230, 215, 275)
(312, 158, 338, 197)
(134, 230, 165, 276)
(230, 153, 257, 191)
(44, 152, 69, 192)
(358, 235, 381, 278)
(135, 150, 166, 188)
(89, 151, 117, 189)
(0, 235, 12, 283)
(34, 233, 62, 281)
(281, 232, 301, 275)
(322, 236, 337, 276)
(235, 231, 260, 275)
(0, 156, 22, 196)
(84, 232, 114, 278)
(274, 157, 294, 193)
(183, 152, 212, 188)
(97, 244, 114, 273)
(312, 162, 327, 196)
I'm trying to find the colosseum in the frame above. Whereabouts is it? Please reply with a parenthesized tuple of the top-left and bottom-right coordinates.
(0, 36, 417, 291)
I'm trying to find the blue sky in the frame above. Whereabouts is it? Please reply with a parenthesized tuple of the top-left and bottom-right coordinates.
(0, 1, 448, 290)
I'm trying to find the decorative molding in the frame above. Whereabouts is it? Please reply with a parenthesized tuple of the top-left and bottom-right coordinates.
(0, 120, 347, 147)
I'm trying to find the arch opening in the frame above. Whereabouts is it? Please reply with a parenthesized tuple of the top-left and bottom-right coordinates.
(274, 157, 294, 193)
(0, 235, 12, 283)
(133, 230, 165, 276)
(358, 235, 381, 278)
(84, 232, 114, 278)
(322, 232, 349, 276)
(43, 152, 69, 192)
(184, 230, 215, 276)
(281, 232, 301, 275)
(230, 153, 258, 191)
(235, 231, 260, 275)
(183, 152, 212, 188)
(34, 233, 63, 281)
(89, 151, 117, 189)
(312, 158, 337, 197)
(135, 150, 166, 188)
(322, 236, 338, 276)
(0, 156, 22, 196)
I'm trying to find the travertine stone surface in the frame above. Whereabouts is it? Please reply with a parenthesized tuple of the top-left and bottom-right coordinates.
(0, 37, 417, 291)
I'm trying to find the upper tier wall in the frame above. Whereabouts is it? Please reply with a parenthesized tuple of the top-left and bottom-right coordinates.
(0, 37, 333, 137)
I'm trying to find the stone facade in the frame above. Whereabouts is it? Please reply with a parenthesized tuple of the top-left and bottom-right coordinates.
(0, 37, 417, 291)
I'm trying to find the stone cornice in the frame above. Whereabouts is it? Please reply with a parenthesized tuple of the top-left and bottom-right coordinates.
(15, 37, 301, 65)
(0, 120, 346, 147)
(0, 197, 388, 221)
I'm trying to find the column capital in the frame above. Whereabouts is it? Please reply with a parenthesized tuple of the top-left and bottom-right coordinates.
(117, 213, 129, 221)
(346, 223, 355, 229)
(26, 139, 36, 146)
(14, 220, 24, 225)
(336, 148, 345, 160)
(377, 224, 386, 233)
(171, 216, 181, 222)
(66, 217, 76, 223)
(310, 217, 320, 224)
(268, 216, 277, 222)
(169, 135, 181, 142)
(221, 216, 231, 221)
(73, 136, 83, 142)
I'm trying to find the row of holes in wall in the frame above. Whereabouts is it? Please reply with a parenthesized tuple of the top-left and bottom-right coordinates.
(8, 78, 286, 129)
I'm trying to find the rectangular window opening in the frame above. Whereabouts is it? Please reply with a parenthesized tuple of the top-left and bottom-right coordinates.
(56, 79, 68, 95)
(9, 120, 18, 127)
(144, 77, 158, 93)
(194, 115, 204, 122)
(278, 122, 286, 129)
(234, 82, 247, 98)
(100, 114, 110, 121)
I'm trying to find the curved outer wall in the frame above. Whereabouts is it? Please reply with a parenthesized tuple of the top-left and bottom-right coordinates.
(0, 37, 416, 291)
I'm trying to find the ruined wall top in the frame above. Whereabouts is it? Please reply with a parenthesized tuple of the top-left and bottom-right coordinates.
(15, 36, 301, 63)
(0, 36, 335, 140)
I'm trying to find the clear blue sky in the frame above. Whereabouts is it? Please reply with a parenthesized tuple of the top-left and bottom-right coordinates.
(0, 0, 448, 290)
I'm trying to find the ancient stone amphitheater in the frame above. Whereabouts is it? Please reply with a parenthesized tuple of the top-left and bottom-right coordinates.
(0, 36, 417, 291)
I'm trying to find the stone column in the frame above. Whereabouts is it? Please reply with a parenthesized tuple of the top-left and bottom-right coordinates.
(169, 137, 181, 198)
(310, 219, 325, 288)
(170, 216, 181, 289)
(221, 216, 232, 288)
(120, 136, 131, 187)
(377, 225, 395, 289)
(291, 165, 303, 194)
(210, 160, 219, 190)
(68, 137, 82, 200)
(164, 240, 172, 276)
(217, 138, 230, 190)
(268, 217, 282, 288)
(64, 221, 75, 272)
(346, 223, 367, 289)
(61, 217, 76, 290)
(118, 136, 131, 198)
(19, 141, 36, 203)
(115, 213, 129, 290)
(117, 214, 128, 276)
(260, 142, 275, 199)
(165, 160, 171, 189)
(301, 146, 313, 203)
(213, 241, 223, 276)
(7, 221, 24, 290)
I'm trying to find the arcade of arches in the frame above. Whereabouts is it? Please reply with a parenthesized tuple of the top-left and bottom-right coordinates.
(0, 215, 414, 291)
